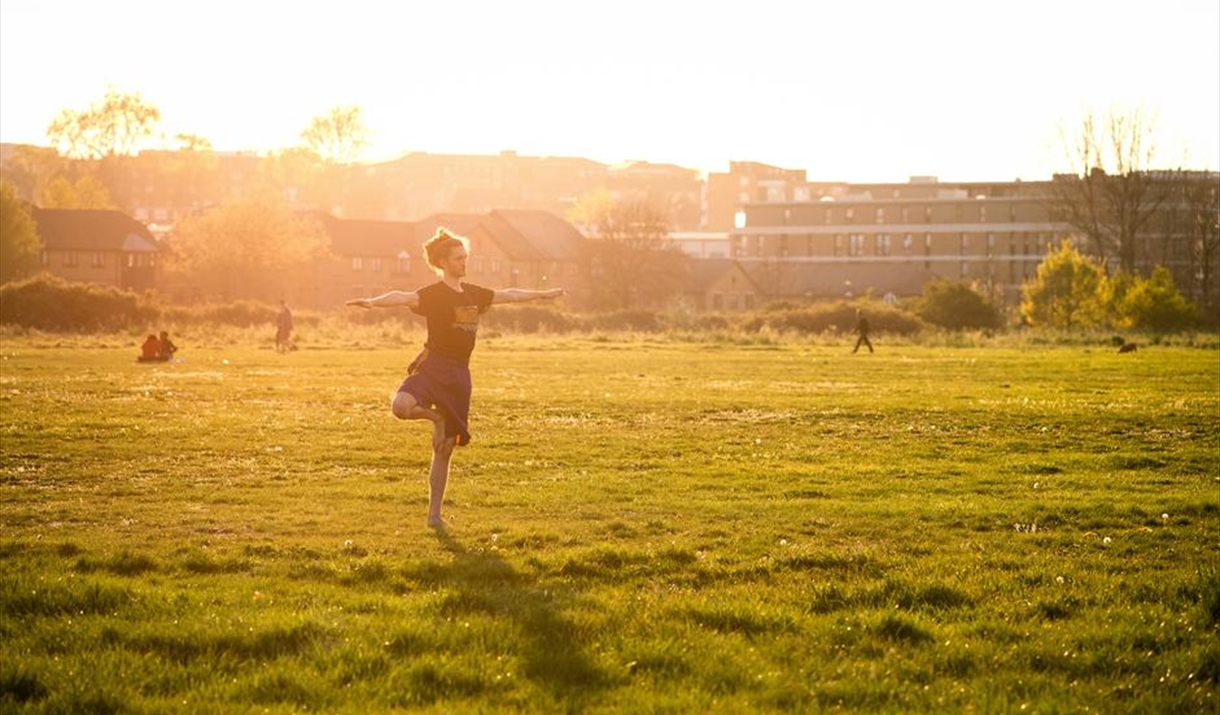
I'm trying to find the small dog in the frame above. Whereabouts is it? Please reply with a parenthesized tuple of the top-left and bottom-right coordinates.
(1118, 342, 1138, 354)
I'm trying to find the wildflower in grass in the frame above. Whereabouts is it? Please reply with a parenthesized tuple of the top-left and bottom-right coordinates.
(1103, 536, 1112, 545)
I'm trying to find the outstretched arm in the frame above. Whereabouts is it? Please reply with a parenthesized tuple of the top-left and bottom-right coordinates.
(492, 287, 566, 305)
(345, 290, 419, 309)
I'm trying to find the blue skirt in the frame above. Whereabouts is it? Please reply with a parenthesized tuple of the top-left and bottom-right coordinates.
(397, 350, 474, 446)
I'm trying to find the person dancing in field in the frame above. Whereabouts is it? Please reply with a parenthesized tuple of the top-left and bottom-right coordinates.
(347, 227, 565, 530)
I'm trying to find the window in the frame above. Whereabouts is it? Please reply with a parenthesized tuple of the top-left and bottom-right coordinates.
(903, 234, 914, 256)
(959, 233, 970, 255)
(471, 257, 483, 274)
(396, 255, 410, 274)
(63, 251, 78, 267)
(824, 208, 833, 225)
(960, 261, 969, 278)
(924, 206, 933, 223)
(849, 234, 864, 257)
(978, 204, 987, 222)
(491, 260, 501, 274)
(370, 258, 382, 273)
(876, 234, 891, 256)
(352, 257, 364, 271)
(92, 252, 106, 267)
(875, 207, 885, 224)
(901, 207, 911, 223)
(845, 207, 855, 223)
(986, 233, 995, 257)
(40, 251, 48, 266)
(834, 234, 844, 257)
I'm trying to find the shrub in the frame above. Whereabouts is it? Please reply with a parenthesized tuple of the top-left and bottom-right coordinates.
(0, 273, 157, 331)
(746, 301, 924, 336)
(915, 280, 1002, 330)
(483, 304, 578, 333)
(1114, 266, 1198, 332)
(589, 310, 663, 332)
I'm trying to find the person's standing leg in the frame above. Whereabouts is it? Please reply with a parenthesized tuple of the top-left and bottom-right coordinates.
(428, 437, 455, 529)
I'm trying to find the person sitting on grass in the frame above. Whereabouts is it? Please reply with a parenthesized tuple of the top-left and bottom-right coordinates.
(346, 226, 565, 531)
(137, 334, 161, 362)
(158, 331, 178, 361)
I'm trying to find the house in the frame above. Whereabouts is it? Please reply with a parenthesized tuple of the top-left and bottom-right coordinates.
(309, 209, 592, 309)
(684, 259, 761, 311)
(30, 207, 159, 291)
(306, 212, 422, 308)
(468, 210, 590, 300)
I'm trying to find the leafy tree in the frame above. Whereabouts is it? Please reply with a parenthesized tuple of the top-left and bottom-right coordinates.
(300, 106, 369, 166)
(1114, 266, 1197, 332)
(0, 145, 64, 201)
(1020, 240, 1107, 329)
(0, 182, 42, 283)
(39, 175, 117, 210)
(915, 280, 1001, 330)
(587, 199, 685, 310)
(166, 196, 329, 302)
(46, 88, 161, 159)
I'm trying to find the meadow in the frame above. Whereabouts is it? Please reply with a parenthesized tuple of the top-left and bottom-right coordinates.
(1, 331, 1217, 714)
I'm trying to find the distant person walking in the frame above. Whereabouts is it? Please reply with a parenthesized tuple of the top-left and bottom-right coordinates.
(276, 300, 295, 352)
(852, 310, 874, 354)
(346, 227, 565, 530)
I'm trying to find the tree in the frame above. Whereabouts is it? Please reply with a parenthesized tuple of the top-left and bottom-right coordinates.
(0, 182, 43, 283)
(166, 196, 330, 302)
(915, 280, 1002, 330)
(39, 175, 117, 210)
(46, 88, 162, 159)
(1020, 240, 1107, 329)
(1052, 106, 1174, 274)
(300, 106, 370, 165)
(1114, 266, 1197, 332)
(587, 199, 686, 310)
(0, 145, 64, 202)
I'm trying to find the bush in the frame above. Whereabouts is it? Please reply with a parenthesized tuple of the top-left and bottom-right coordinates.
(589, 310, 664, 332)
(744, 301, 925, 336)
(1114, 266, 1198, 332)
(483, 304, 578, 333)
(915, 280, 1002, 330)
(0, 273, 157, 331)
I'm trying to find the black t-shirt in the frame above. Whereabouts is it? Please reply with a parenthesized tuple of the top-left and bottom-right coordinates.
(411, 282, 495, 363)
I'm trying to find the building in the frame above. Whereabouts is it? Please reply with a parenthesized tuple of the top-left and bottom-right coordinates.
(669, 231, 731, 259)
(684, 259, 761, 311)
(30, 207, 159, 291)
(731, 178, 1072, 304)
(304, 209, 591, 310)
(704, 161, 809, 231)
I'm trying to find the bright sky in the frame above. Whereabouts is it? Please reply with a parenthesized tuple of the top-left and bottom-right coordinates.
(2, 0, 1217, 182)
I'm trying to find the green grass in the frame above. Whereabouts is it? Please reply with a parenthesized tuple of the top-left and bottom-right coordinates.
(1, 335, 1217, 713)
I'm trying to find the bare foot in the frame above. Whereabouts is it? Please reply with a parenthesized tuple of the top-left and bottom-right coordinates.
(427, 517, 448, 531)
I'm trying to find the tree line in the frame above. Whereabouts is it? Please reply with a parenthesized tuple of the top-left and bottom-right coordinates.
(0, 90, 1215, 323)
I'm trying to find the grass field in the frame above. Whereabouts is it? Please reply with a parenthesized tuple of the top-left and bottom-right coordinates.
(1, 334, 1217, 714)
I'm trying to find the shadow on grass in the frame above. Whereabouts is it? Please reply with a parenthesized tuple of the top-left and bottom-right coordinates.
(425, 530, 612, 706)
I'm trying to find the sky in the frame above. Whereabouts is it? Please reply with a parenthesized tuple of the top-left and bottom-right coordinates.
(1, 0, 1217, 182)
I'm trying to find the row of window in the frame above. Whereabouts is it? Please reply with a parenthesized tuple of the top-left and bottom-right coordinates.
(349, 256, 582, 277)
(752, 203, 1045, 227)
(740, 233, 1058, 259)
(42, 252, 155, 268)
